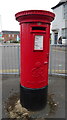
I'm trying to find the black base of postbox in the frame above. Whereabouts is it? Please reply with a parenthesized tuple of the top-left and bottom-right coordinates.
(20, 85, 48, 111)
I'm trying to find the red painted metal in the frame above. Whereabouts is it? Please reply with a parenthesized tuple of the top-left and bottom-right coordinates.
(15, 10, 55, 89)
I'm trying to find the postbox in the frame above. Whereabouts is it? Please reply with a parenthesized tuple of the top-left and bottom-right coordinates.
(15, 10, 55, 110)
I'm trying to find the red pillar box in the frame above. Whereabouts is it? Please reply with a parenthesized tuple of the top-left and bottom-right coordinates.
(15, 10, 55, 110)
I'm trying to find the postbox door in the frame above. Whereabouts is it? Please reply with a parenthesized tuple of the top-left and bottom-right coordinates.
(30, 25, 50, 88)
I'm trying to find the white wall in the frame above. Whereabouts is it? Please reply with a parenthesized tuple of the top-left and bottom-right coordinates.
(52, 5, 65, 31)
(51, 5, 66, 44)
(0, 15, 2, 32)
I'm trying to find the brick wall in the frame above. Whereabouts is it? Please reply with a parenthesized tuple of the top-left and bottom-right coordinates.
(2, 31, 20, 42)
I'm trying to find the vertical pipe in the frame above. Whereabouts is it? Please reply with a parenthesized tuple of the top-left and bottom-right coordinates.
(17, 45, 20, 75)
(50, 45, 52, 75)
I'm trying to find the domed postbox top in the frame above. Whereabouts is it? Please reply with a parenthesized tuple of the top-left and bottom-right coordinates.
(15, 10, 55, 24)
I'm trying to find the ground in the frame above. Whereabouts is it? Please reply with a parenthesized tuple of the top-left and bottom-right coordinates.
(1, 74, 65, 119)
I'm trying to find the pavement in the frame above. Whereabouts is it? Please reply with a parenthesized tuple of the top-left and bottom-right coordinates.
(1, 74, 66, 119)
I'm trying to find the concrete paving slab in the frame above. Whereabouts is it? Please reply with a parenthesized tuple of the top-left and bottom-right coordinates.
(1, 75, 65, 119)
